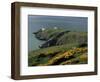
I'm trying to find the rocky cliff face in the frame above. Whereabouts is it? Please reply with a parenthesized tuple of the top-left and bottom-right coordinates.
(34, 28, 87, 48)
(28, 28, 88, 66)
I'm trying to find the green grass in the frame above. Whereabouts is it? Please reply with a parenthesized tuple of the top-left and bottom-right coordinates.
(29, 28, 88, 66)
(34, 28, 65, 40)
(56, 31, 87, 45)
(28, 43, 87, 66)
(60, 53, 87, 65)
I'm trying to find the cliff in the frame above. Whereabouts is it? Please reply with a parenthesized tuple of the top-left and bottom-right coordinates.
(28, 28, 88, 66)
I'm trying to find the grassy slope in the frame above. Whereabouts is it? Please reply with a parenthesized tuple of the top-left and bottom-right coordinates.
(34, 28, 65, 40)
(56, 32, 87, 45)
(29, 28, 88, 66)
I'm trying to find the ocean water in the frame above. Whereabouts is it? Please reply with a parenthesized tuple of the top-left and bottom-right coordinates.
(28, 15, 87, 52)
(28, 33, 45, 52)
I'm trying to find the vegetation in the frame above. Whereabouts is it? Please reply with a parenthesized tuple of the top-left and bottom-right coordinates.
(29, 28, 88, 66)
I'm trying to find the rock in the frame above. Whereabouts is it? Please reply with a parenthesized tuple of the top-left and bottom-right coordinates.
(33, 28, 87, 48)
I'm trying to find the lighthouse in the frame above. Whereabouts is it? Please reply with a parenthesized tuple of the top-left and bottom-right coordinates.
(54, 27, 58, 29)
(41, 28, 45, 31)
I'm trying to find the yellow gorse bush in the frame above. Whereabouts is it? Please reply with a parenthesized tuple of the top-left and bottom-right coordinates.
(64, 47, 87, 58)
(60, 53, 87, 65)
(38, 47, 87, 66)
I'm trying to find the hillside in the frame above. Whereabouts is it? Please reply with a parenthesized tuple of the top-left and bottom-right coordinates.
(28, 28, 88, 66)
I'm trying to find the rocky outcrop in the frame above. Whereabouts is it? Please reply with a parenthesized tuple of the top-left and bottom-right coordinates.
(28, 28, 88, 66)
(33, 28, 87, 48)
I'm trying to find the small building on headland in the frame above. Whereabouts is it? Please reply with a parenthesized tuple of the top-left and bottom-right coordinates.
(41, 28, 45, 31)
(54, 27, 58, 29)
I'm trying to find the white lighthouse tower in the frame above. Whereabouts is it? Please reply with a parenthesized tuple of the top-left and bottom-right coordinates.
(41, 28, 45, 31)
(54, 27, 58, 29)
